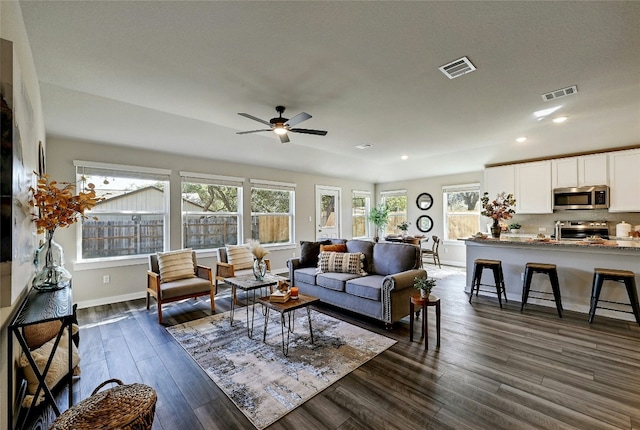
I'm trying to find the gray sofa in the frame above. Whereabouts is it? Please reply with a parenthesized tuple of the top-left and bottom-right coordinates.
(287, 239, 426, 327)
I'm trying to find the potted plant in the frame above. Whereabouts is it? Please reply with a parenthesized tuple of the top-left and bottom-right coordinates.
(508, 223, 521, 234)
(367, 204, 390, 242)
(397, 221, 410, 236)
(414, 276, 436, 299)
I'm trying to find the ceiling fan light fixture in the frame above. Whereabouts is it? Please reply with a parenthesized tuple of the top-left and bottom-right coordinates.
(273, 126, 288, 135)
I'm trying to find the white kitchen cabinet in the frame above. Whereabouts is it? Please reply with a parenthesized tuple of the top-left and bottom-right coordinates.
(609, 149, 640, 212)
(515, 161, 552, 213)
(552, 154, 608, 188)
(483, 165, 515, 199)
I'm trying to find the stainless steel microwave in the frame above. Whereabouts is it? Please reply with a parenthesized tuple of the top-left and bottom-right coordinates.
(553, 186, 609, 210)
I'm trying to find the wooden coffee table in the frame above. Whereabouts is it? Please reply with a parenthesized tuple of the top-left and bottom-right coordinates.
(257, 293, 320, 356)
(224, 273, 286, 338)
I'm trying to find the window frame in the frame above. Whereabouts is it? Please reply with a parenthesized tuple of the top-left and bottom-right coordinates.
(249, 179, 296, 247)
(380, 189, 408, 236)
(352, 190, 371, 239)
(180, 172, 244, 251)
(73, 160, 171, 263)
(442, 183, 481, 243)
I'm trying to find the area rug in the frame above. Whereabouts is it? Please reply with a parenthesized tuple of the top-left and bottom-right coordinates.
(167, 308, 396, 429)
(423, 263, 466, 279)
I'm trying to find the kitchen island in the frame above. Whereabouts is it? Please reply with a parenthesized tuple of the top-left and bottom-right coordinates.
(462, 236, 640, 322)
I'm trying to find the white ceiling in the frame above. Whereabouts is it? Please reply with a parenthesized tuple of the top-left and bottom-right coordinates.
(19, 1, 640, 183)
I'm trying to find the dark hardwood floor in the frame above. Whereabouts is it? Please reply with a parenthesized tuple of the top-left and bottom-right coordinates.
(39, 270, 640, 429)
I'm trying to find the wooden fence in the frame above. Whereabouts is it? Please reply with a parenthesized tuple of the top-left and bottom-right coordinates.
(82, 215, 289, 257)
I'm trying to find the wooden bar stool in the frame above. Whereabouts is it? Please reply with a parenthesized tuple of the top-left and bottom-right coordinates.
(468, 259, 507, 308)
(589, 268, 640, 326)
(521, 262, 563, 317)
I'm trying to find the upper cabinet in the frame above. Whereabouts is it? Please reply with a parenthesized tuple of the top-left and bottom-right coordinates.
(609, 149, 640, 212)
(483, 165, 515, 199)
(551, 154, 608, 188)
(516, 161, 553, 214)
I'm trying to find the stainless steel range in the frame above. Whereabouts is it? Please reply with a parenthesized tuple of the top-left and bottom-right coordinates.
(554, 221, 609, 240)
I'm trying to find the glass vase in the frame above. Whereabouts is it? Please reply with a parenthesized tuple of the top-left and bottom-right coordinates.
(253, 257, 267, 281)
(33, 230, 72, 291)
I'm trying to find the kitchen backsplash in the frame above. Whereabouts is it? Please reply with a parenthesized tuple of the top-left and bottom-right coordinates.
(504, 210, 640, 236)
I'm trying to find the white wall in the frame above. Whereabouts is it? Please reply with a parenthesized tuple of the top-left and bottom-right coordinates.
(1, 2, 46, 428)
(46, 137, 374, 307)
(376, 171, 484, 266)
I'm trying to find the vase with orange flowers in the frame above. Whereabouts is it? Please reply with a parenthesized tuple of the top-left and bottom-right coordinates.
(480, 192, 516, 238)
(29, 174, 100, 291)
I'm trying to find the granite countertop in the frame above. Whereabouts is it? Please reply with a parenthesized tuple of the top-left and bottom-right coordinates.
(462, 236, 640, 251)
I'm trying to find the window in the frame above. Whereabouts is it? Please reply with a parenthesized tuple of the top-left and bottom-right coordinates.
(181, 172, 243, 250)
(250, 179, 295, 245)
(352, 190, 371, 238)
(381, 190, 407, 236)
(74, 160, 170, 259)
(443, 183, 481, 241)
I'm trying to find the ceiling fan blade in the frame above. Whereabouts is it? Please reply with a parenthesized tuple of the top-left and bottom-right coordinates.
(279, 133, 290, 144)
(284, 112, 311, 127)
(289, 128, 328, 136)
(236, 129, 272, 135)
(238, 113, 271, 126)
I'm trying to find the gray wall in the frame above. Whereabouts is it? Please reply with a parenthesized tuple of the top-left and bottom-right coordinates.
(47, 137, 374, 307)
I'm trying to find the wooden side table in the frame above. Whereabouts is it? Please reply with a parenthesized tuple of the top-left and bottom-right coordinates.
(409, 293, 441, 350)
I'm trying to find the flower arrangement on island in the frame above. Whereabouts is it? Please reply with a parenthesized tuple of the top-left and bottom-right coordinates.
(480, 192, 516, 222)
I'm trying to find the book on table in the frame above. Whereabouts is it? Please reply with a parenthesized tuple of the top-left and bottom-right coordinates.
(270, 290, 290, 303)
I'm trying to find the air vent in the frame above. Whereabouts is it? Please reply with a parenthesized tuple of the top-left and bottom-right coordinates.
(355, 143, 373, 150)
(541, 85, 578, 101)
(439, 56, 476, 79)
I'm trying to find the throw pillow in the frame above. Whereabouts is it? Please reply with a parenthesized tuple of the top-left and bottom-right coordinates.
(23, 320, 63, 350)
(157, 249, 196, 282)
(19, 329, 81, 407)
(317, 251, 367, 276)
(320, 243, 347, 253)
(299, 240, 331, 268)
(226, 244, 254, 270)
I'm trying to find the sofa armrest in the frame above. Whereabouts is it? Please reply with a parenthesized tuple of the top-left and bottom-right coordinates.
(286, 258, 301, 285)
(383, 268, 426, 292)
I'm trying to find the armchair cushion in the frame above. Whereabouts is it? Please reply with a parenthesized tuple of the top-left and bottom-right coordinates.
(225, 245, 254, 270)
(157, 249, 196, 282)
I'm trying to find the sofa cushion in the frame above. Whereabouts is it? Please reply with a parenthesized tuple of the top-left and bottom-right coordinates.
(371, 242, 420, 275)
(158, 249, 196, 282)
(346, 275, 385, 301)
(299, 240, 331, 268)
(226, 244, 254, 270)
(346, 240, 375, 274)
(316, 272, 361, 292)
(295, 267, 319, 285)
(317, 251, 366, 276)
(320, 243, 347, 253)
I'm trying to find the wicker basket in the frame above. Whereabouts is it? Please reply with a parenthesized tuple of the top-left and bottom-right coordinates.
(49, 379, 157, 430)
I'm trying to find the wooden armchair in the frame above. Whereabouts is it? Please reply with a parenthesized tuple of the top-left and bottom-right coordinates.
(147, 250, 215, 324)
(215, 246, 271, 290)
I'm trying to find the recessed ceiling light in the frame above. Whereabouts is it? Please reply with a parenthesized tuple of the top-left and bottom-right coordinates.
(534, 106, 562, 118)
(553, 116, 568, 123)
(355, 143, 373, 150)
(401, 155, 409, 160)
(516, 137, 527, 143)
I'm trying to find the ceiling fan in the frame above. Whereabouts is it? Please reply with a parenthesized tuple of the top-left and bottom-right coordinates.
(236, 105, 328, 143)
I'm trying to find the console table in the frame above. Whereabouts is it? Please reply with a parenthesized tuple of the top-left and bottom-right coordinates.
(7, 283, 74, 430)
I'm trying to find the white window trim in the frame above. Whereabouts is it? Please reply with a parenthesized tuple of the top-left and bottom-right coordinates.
(442, 182, 481, 244)
(352, 190, 371, 239)
(250, 180, 296, 245)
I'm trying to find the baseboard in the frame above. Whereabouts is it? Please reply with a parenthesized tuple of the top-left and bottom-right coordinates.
(76, 291, 146, 309)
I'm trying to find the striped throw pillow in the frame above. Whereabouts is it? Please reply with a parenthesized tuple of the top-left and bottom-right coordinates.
(317, 251, 366, 276)
(157, 249, 196, 282)
(226, 245, 254, 270)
